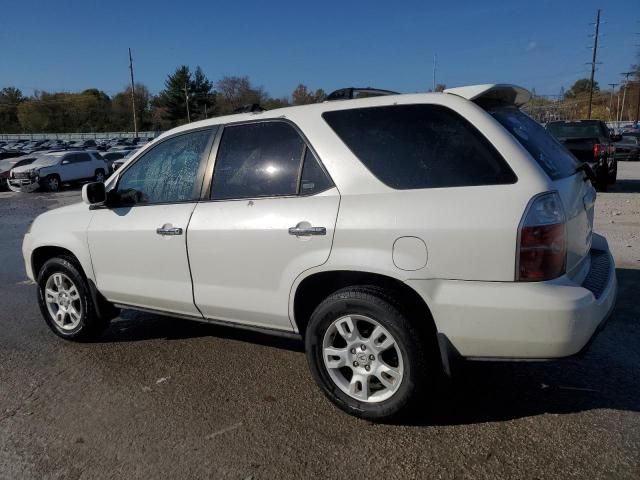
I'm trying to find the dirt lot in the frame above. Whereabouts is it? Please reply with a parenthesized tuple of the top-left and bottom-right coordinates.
(0, 163, 639, 479)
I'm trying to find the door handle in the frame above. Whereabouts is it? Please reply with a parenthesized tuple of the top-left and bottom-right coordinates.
(156, 224, 183, 236)
(288, 226, 326, 236)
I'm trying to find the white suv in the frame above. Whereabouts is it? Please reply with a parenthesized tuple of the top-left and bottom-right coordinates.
(22, 85, 617, 420)
(9, 150, 107, 192)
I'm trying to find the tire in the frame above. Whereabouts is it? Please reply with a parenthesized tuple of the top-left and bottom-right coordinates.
(305, 287, 432, 421)
(36, 255, 110, 341)
(596, 167, 608, 192)
(94, 169, 105, 183)
(608, 162, 617, 185)
(42, 174, 60, 192)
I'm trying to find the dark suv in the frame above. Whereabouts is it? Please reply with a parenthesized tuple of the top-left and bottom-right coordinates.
(546, 120, 620, 189)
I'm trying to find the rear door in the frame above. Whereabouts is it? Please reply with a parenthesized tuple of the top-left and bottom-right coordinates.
(188, 121, 340, 331)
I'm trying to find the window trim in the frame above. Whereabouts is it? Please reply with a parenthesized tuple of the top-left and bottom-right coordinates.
(322, 103, 518, 190)
(103, 126, 217, 208)
(200, 118, 336, 203)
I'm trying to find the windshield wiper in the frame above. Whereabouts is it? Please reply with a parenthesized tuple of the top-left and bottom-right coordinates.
(575, 163, 596, 183)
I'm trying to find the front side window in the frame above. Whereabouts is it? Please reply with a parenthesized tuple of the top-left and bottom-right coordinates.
(323, 104, 516, 189)
(115, 129, 212, 205)
(211, 122, 305, 200)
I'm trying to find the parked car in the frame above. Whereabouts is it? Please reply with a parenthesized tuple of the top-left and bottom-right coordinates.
(0, 157, 37, 189)
(0, 148, 24, 160)
(8, 150, 108, 192)
(614, 135, 640, 161)
(22, 84, 616, 421)
(110, 148, 140, 172)
(546, 120, 620, 190)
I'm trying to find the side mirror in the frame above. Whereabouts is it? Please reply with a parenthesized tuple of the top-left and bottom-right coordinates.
(82, 182, 106, 205)
(611, 134, 622, 142)
(61, 159, 70, 165)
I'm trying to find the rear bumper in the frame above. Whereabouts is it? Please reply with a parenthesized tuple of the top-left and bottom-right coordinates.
(407, 233, 617, 359)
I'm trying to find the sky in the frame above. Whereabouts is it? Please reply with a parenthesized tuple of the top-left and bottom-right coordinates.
(0, 0, 638, 99)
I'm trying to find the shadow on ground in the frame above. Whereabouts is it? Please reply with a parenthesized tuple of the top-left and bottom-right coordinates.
(97, 268, 640, 426)
(609, 176, 640, 194)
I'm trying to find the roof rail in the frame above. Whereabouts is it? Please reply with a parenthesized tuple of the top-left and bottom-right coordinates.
(233, 104, 266, 114)
(326, 87, 399, 101)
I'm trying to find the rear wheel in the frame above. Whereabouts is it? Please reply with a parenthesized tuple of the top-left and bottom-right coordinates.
(608, 161, 617, 184)
(305, 287, 432, 420)
(37, 256, 110, 341)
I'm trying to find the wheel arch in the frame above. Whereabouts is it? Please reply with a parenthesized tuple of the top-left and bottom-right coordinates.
(31, 245, 87, 280)
(292, 269, 438, 343)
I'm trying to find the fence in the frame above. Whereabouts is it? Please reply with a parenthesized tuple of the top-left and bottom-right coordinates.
(0, 131, 162, 142)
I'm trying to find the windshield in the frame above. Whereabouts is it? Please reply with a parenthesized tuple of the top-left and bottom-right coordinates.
(546, 122, 605, 139)
(491, 108, 578, 180)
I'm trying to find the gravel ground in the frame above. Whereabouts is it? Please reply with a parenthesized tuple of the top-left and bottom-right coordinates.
(0, 163, 639, 479)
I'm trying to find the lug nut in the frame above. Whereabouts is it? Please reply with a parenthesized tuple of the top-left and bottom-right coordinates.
(360, 345, 366, 351)
(353, 361, 359, 367)
(369, 354, 375, 361)
(365, 365, 370, 371)
(350, 348, 356, 354)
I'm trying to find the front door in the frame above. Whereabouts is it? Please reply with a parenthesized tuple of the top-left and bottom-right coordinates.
(188, 121, 340, 330)
(88, 128, 215, 316)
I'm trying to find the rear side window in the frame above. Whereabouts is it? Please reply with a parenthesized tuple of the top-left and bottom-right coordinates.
(211, 122, 305, 200)
(492, 109, 578, 180)
(323, 104, 516, 189)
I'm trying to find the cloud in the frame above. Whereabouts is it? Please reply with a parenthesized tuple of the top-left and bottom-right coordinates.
(526, 41, 538, 53)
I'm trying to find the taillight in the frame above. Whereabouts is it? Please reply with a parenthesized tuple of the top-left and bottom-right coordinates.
(593, 143, 601, 160)
(517, 192, 566, 281)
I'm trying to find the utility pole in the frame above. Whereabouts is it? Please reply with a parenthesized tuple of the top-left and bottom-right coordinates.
(128, 48, 138, 137)
(620, 72, 634, 123)
(432, 53, 437, 92)
(587, 9, 600, 119)
(184, 83, 191, 123)
(608, 83, 618, 122)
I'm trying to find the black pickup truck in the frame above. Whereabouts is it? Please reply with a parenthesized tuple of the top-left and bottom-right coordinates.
(546, 120, 621, 190)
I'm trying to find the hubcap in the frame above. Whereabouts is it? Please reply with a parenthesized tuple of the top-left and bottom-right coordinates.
(48, 178, 59, 190)
(44, 273, 82, 331)
(322, 315, 404, 403)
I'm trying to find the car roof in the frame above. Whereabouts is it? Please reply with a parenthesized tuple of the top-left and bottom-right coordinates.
(156, 83, 530, 142)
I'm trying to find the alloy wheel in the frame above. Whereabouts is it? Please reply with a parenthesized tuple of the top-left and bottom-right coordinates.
(44, 273, 83, 331)
(322, 314, 404, 403)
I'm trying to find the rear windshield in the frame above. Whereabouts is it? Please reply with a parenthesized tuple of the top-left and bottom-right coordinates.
(323, 104, 516, 189)
(490, 108, 578, 180)
(546, 121, 606, 139)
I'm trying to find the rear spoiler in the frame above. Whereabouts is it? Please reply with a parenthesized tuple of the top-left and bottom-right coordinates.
(444, 84, 532, 108)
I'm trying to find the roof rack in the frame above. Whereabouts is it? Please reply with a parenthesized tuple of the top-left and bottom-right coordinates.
(326, 87, 399, 101)
(233, 104, 266, 114)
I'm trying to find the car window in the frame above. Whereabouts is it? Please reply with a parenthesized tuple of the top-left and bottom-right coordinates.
(323, 104, 516, 189)
(73, 152, 91, 163)
(116, 129, 212, 205)
(492, 108, 578, 180)
(299, 147, 333, 195)
(210, 122, 305, 200)
(546, 122, 603, 139)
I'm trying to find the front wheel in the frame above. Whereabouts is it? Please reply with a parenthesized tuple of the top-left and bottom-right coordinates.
(42, 174, 60, 192)
(94, 169, 105, 183)
(37, 256, 110, 341)
(305, 287, 432, 421)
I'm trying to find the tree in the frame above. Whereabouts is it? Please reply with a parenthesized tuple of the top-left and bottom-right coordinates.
(190, 66, 216, 120)
(155, 65, 192, 126)
(434, 83, 446, 93)
(0, 87, 25, 133)
(111, 83, 152, 131)
(565, 79, 599, 99)
(155, 66, 216, 126)
(290, 84, 326, 105)
(216, 76, 266, 114)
